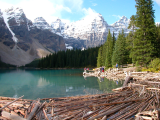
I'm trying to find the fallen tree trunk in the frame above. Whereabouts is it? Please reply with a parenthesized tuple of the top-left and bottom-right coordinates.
(26, 101, 40, 120)
(123, 76, 132, 87)
(2, 111, 26, 120)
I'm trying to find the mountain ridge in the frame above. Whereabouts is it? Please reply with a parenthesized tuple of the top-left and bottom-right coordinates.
(33, 13, 132, 48)
(0, 7, 66, 66)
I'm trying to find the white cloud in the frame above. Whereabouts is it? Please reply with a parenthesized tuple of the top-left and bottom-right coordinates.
(0, 1, 13, 11)
(82, 8, 99, 22)
(112, 15, 122, 19)
(83, 8, 98, 17)
(154, 0, 160, 6)
(0, 0, 84, 24)
(55, 5, 72, 13)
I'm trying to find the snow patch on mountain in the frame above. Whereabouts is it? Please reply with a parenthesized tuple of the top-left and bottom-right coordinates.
(111, 16, 130, 28)
(4, 7, 24, 26)
(0, 9, 2, 18)
(108, 16, 132, 38)
(65, 44, 73, 50)
(34, 17, 51, 30)
(3, 10, 18, 43)
(63, 13, 107, 40)
(50, 18, 66, 36)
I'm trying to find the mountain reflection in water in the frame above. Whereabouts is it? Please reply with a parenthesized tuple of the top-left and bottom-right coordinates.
(0, 69, 123, 99)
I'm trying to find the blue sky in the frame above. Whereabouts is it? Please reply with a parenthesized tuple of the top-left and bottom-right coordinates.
(0, 0, 160, 25)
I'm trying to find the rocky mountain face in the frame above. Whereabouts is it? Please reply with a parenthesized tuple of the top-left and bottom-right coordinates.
(108, 16, 131, 38)
(34, 14, 132, 49)
(62, 13, 108, 48)
(0, 7, 66, 66)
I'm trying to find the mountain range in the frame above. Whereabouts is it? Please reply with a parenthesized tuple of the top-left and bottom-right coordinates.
(0, 7, 132, 66)
(34, 14, 132, 49)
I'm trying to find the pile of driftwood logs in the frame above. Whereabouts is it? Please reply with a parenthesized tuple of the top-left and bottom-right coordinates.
(0, 86, 160, 120)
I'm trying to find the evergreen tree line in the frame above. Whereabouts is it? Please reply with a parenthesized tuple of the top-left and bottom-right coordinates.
(0, 58, 16, 68)
(37, 47, 99, 68)
(97, 0, 160, 68)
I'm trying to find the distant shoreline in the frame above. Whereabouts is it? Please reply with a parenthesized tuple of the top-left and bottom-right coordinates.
(0, 67, 86, 70)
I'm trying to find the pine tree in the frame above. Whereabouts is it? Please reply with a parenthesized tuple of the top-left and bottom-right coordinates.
(112, 32, 116, 47)
(105, 30, 114, 68)
(132, 0, 156, 66)
(101, 41, 107, 65)
(112, 30, 128, 66)
(128, 15, 137, 32)
(97, 46, 103, 67)
(126, 31, 134, 63)
(155, 24, 160, 57)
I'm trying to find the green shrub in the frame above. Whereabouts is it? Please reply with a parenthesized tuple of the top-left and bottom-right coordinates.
(142, 58, 160, 72)
(149, 58, 160, 71)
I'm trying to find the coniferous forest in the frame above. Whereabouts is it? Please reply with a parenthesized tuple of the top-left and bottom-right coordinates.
(37, 47, 99, 68)
(97, 0, 160, 69)
(0, 59, 16, 68)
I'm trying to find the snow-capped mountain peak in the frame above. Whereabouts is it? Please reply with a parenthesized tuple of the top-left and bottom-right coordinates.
(34, 17, 51, 30)
(32, 13, 132, 48)
(4, 7, 24, 26)
(111, 16, 130, 28)
(51, 18, 65, 30)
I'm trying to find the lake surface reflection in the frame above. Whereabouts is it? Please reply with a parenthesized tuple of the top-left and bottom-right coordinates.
(0, 69, 123, 99)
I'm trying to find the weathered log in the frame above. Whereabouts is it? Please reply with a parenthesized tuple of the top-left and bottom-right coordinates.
(129, 83, 147, 87)
(88, 102, 132, 120)
(147, 88, 160, 91)
(27, 100, 37, 114)
(123, 76, 132, 87)
(135, 111, 156, 120)
(101, 115, 106, 120)
(37, 110, 43, 120)
(112, 86, 130, 91)
(92, 98, 146, 107)
(26, 101, 40, 120)
(108, 102, 139, 119)
(43, 108, 49, 120)
(0, 96, 32, 101)
(82, 107, 106, 119)
(2, 111, 26, 120)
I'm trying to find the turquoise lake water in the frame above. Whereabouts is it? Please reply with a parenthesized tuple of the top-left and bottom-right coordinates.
(0, 69, 123, 100)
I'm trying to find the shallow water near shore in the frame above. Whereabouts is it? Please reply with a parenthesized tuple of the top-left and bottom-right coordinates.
(0, 69, 123, 100)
